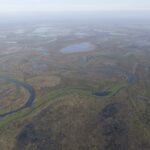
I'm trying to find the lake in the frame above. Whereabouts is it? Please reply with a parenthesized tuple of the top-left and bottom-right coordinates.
(61, 42, 94, 54)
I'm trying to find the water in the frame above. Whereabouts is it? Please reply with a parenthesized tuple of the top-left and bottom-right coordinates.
(61, 42, 94, 54)
(0, 76, 36, 118)
(93, 91, 111, 96)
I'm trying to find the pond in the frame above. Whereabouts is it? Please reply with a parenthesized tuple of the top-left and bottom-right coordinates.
(61, 42, 94, 54)
(93, 91, 111, 96)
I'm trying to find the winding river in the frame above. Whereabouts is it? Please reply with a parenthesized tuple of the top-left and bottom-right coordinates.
(0, 76, 36, 118)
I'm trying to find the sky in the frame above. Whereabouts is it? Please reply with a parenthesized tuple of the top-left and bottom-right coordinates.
(0, 0, 150, 13)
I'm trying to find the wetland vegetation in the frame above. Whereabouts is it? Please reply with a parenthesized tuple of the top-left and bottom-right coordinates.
(0, 16, 150, 150)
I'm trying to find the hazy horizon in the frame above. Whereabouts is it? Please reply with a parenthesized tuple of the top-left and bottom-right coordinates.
(0, 0, 150, 14)
(0, 0, 150, 22)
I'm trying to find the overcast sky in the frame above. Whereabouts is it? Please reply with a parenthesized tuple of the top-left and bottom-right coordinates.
(0, 0, 150, 13)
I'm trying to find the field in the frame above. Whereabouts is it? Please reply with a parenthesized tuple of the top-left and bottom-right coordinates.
(0, 20, 150, 150)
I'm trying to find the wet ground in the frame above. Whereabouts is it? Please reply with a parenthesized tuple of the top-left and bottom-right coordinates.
(16, 124, 59, 150)
(75, 65, 138, 84)
(101, 103, 128, 150)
